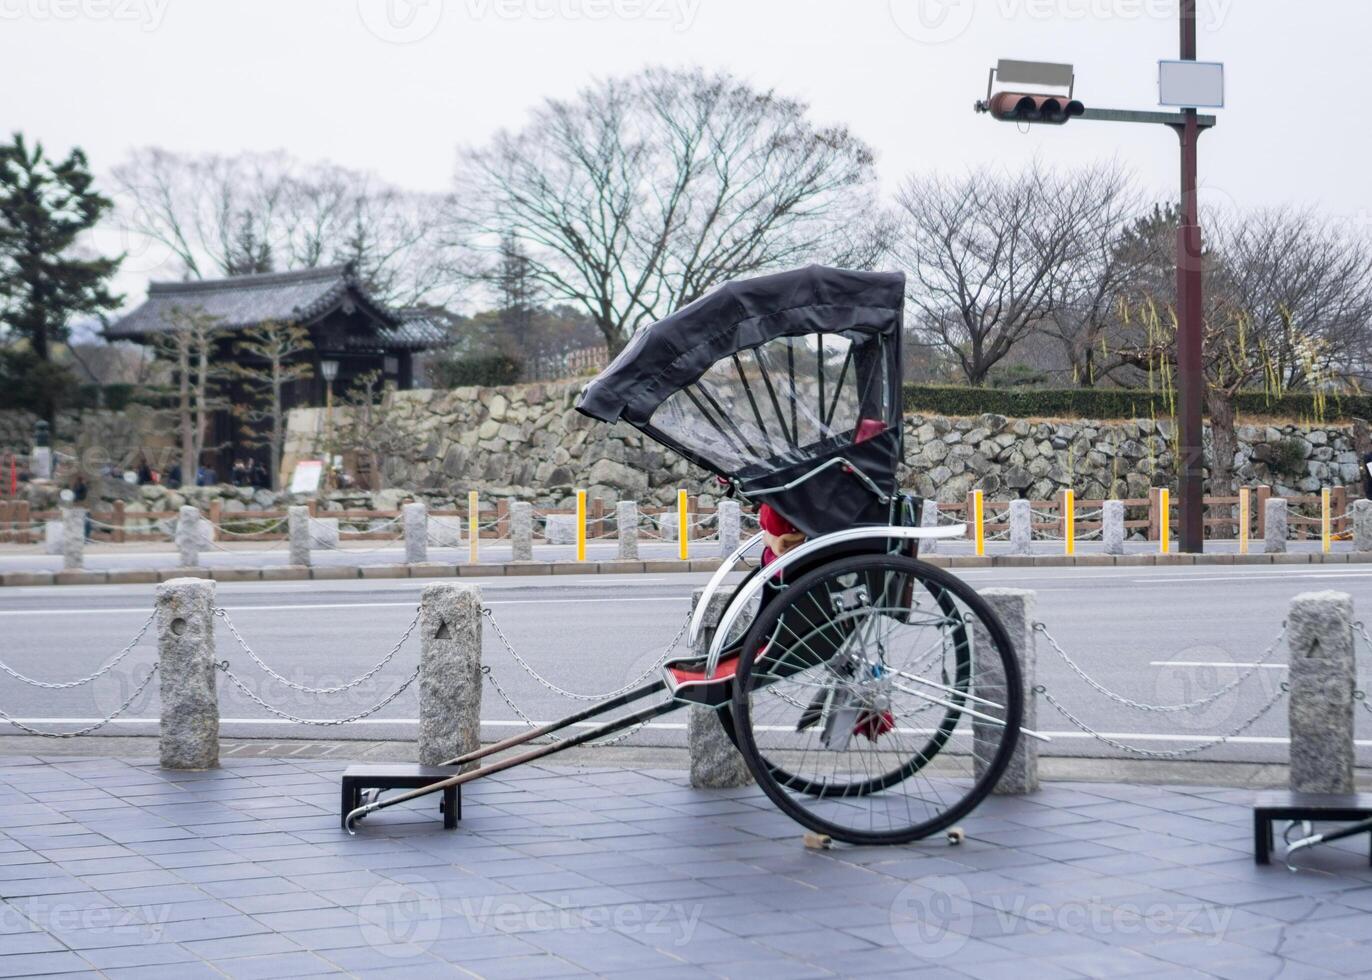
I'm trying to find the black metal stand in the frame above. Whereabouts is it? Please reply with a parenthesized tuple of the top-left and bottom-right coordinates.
(341, 764, 462, 830)
(1253, 791, 1372, 865)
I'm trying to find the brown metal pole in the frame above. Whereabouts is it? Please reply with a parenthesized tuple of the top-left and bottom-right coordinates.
(1175, 0, 1206, 553)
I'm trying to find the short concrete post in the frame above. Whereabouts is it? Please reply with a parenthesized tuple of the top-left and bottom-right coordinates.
(156, 577, 219, 770)
(1287, 591, 1356, 794)
(1102, 499, 1125, 556)
(288, 505, 311, 567)
(688, 586, 752, 788)
(417, 582, 483, 767)
(510, 501, 533, 561)
(1264, 498, 1288, 554)
(61, 507, 85, 570)
(617, 500, 639, 560)
(717, 499, 741, 557)
(403, 501, 428, 565)
(1008, 499, 1032, 556)
(175, 505, 202, 568)
(1353, 499, 1372, 553)
(920, 497, 941, 554)
(972, 588, 1037, 794)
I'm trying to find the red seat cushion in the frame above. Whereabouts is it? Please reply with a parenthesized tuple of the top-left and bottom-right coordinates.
(667, 651, 742, 686)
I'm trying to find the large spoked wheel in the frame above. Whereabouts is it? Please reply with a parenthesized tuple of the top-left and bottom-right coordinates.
(729, 554, 1022, 846)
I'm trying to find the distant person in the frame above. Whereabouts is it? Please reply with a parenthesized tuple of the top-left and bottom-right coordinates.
(232, 460, 248, 487)
(136, 457, 153, 486)
(251, 460, 269, 490)
(196, 465, 214, 487)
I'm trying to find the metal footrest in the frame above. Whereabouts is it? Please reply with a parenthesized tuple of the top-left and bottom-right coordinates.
(341, 764, 461, 830)
(1253, 791, 1372, 864)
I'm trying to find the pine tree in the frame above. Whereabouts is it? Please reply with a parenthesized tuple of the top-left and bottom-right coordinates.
(0, 133, 121, 425)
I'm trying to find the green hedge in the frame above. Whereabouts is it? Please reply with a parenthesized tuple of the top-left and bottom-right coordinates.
(902, 384, 1372, 422)
(429, 353, 523, 388)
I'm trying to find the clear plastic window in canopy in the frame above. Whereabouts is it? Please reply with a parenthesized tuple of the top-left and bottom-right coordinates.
(646, 332, 892, 475)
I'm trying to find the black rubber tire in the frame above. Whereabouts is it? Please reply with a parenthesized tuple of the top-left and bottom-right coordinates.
(728, 554, 1022, 846)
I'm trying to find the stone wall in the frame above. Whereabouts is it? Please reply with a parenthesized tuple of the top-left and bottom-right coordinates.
(280, 383, 1365, 507)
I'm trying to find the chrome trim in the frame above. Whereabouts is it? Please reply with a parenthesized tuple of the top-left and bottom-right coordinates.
(706, 523, 967, 677)
(687, 533, 765, 650)
(742, 457, 890, 503)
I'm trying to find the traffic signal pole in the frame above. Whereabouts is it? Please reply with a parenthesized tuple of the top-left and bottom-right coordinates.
(1174, 0, 1206, 553)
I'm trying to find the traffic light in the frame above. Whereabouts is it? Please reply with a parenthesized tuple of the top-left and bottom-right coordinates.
(978, 91, 1085, 124)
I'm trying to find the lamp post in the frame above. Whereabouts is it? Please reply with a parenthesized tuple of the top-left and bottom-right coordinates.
(320, 359, 339, 484)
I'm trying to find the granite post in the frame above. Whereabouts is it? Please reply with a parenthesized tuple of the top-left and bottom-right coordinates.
(717, 499, 741, 557)
(688, 586, 753, 788)
(417, 582, 483, 767)
(1287, 591, 1356, 794)
(1264, 498, 1288, 554)
(1008, 499, 1032, 556)
(971, 588, 1038, 794)
(288, 505, 311, 567)
(920, 497, 941, 554)
(617, 500, 639, 560)
(175, 505, 202, 568)
(511, 501, 533, 561)
(403, 502, 428, 565)
(157, 577, 219, 769)
(1353, 499, 1372, 553)
(1102, 499, 1125, 556)
(61, 507, 85, 570)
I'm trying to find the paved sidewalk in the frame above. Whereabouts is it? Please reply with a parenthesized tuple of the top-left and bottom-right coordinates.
(2, 756, 1371, 978)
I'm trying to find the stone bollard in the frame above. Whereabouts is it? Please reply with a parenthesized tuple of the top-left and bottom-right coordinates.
(1102, 499, 1125, 556)
(288, 505, 311, 567)
(617, 500, 639, 560)
(688, 586, 752, 788)
(403, 502, 428, 565)
(44, 520, 63, 556)
(1008, 499, 1032, 556)
(1264, 498, 1288, 554)
(971, 589, 1038, 794)
(175, 505, 202, 568)
(1287, 591, 1356, 794)
(156, 577, 219, 770)
(62, 508, 85, 570)
(717, 500, 741, 557)
(417, 582, 483, 767)
(511, 502, 533, 561)
(1353, 499, 1372, 553)
(920, 497, 941, 554)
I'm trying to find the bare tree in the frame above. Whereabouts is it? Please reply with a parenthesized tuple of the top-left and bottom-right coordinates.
(230, 321, 313, 490)
(893, 162, 1125, 385)
(110, 149, 453, 306)
(152, 306, 226, 482)
(448, 66, 880, 351)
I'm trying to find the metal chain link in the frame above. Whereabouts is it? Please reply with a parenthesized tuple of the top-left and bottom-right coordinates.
(1036, 681, 1289, 759)
(0, 663, 159, 738)
(216, 662, 419, 725)
(482, 606, 689, 702)
(215, 607, 420, 694)
(481, 665, 647, 747)
(1033, 620, 1287, 712)
(0, 612, 155, 689)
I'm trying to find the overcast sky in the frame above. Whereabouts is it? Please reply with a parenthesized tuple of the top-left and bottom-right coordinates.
(5, 0, 1367, 305)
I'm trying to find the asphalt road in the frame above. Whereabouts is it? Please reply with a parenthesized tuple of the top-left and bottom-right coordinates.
(1, 564, 1370, 765)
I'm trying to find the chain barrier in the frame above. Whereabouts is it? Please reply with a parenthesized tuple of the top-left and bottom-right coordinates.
(1037, 681, 1289, 759)
(482, 606, 689, 702)
(481, 665, 647, 747)
(0, 663, 159, 738)
(0, 613, 155, 689)
(1352, 621, 1372, 714)
(215, 607, 420, 695)
(216, 662, 419, 725)
(1034, 620, 1287, 713)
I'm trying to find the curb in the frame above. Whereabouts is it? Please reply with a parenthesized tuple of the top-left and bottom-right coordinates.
(2, 550, 1369, 588)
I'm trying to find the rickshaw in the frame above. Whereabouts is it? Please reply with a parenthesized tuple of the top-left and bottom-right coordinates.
(345, 265, 1028, 845)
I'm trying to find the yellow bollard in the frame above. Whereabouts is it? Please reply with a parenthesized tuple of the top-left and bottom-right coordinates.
(972, 490, 984, 557)
(1322, 487, 1332, 554)
(1238, 487, 1250, 555)
(575, 489, 587, 562)
(677, 489, 689, 561)
(1063, 489, 1075, 557)
(1159, 487, 1170, 554)
(468, 490, 479, 564)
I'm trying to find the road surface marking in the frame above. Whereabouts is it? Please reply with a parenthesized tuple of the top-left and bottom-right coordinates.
(0, 596, 690, 616)
(1151, 660, 1286, 669)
